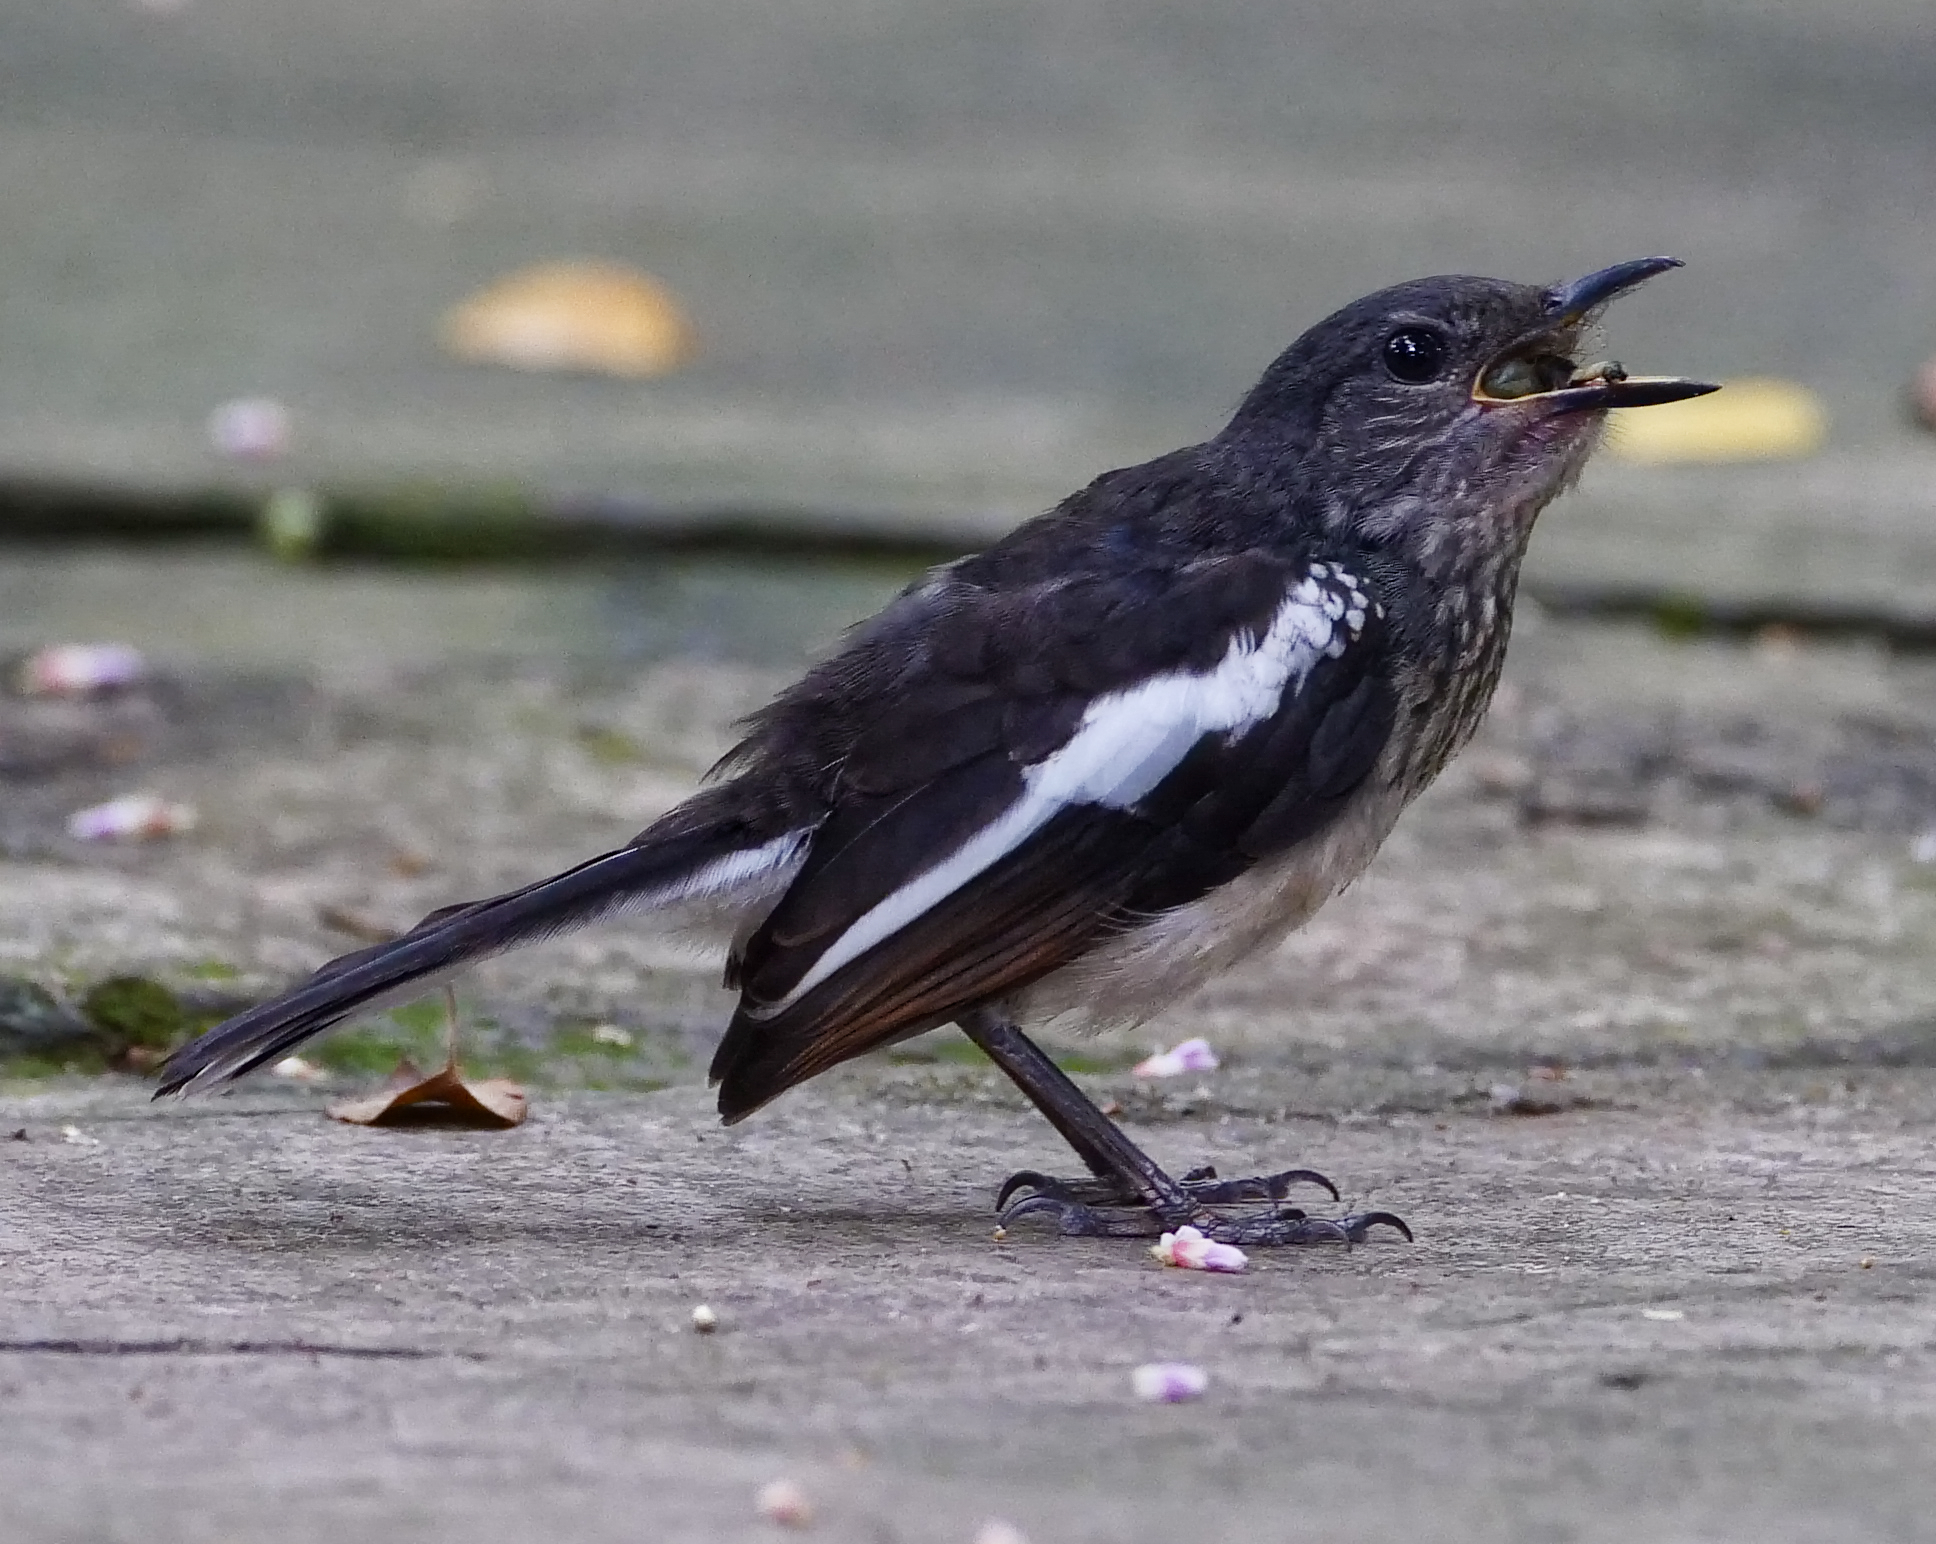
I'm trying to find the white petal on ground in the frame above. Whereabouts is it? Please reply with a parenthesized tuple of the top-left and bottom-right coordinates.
(1132, 1038, 1220, 1078)
(1131, 1362, 1209, 1402)
(66, 795, 198, 843)
(755, 1477, 814, 1527)
(18, 644, 147, 695)
(1149, 1225, 1248, 1274)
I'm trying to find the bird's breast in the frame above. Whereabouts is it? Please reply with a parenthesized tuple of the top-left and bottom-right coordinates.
(1015, 782, 1410, 1033)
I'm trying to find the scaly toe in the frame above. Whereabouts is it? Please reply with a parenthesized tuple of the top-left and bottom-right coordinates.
(995, 1163, 1339, 1213)
(995, 1169, 1136, 1211)
(998, 1193, 1168, 1238)
(1183, 1166, 1341, 1206)
(1195, 1207, 1414, 1247)
(1340, 1210, 1414, 1244)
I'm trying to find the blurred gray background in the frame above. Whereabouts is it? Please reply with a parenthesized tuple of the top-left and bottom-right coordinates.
(1, 0, 1931, 529)
(13, 11, 1936, 1544)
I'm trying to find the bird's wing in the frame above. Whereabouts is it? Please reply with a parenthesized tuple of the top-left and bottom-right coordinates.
(709, 552, 1396, 1118)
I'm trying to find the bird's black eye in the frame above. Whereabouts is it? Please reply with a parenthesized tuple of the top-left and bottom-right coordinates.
(1382, 327, 1448, 384)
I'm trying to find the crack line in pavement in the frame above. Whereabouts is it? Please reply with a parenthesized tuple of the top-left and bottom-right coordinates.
(0, 1337, 483, 1360)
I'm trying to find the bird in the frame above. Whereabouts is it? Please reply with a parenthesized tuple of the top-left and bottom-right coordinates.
(158, 257, 1716, 1247)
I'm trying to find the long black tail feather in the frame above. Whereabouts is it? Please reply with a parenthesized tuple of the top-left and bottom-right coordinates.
(154, 815, 803, 1097)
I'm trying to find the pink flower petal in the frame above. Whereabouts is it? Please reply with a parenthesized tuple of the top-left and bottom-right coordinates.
(65, 794, 197, 842)
(1150, 1225, 1248, 1273)
(1131, 1362, 1209, 1402)
(755, 1478, 813, 1527)
(1131, 1038, 1220, 1078)
(207, 397, 291, 461)
(19, 644, 146, 695)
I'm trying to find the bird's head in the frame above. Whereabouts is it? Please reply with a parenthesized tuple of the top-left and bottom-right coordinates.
(1223, 258, 1716, 565)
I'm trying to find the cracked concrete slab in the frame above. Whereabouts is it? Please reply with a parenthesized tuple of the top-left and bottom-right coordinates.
(7, 600, 1936, 1541)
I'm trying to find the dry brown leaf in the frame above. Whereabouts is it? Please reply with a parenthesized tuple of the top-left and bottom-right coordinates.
(440, 260, 697, 378)
(327, 1057, 527, 1129)
(326, 988, 527, 1129)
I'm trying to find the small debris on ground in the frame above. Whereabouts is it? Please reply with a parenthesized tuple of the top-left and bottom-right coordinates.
(755, 1477, 814, 1528)
(972, 1523, 1030, 1544)
(1773, 780, 1826, 817)
(207, 397, 292, 461)
(59, 1125, 99, 1146)
(591, 1023, 634, 1048)
(317, 903, 400, 944)
(1519, 779, 1650, 827)
(17, 644, 147, 696)
(1641, 1308, 1686, 1322)
(1131, 1362, 1208, 1402)
(1465, 750, 1535, 796)
(691, 1304, 719, 1333)
(1132, 1038, 1219, 1078)
(1150, 1225, 1248, 1274)
(389, 847, 434, 879)
(441, 260, 697, 378)
(1488, 1081, 1573, 1117)
(66, 794, 197, 843)
(272, 1056, 324, 1082)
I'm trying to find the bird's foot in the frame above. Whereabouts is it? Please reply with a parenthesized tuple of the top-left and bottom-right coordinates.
(999, 1194, 1411, 1245)
(995, 1161, 1338, 1212)
(995, 1163, 1411, 1247)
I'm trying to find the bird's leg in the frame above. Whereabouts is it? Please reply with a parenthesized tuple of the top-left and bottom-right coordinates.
(959, 1007, 1194, 1221)
(957, 1008, 1409, 1246)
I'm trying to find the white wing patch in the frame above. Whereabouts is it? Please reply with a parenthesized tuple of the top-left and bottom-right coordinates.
(631, 831, 809, 911)
(756, 566, 1373, 1013)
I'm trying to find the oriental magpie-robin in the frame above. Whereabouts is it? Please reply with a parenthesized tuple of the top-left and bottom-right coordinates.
(159, 258, 1715, 1247)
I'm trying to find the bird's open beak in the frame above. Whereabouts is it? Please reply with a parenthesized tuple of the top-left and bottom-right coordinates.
(1478, 256, 1719, 412)
(1545, 367, 1721, 412)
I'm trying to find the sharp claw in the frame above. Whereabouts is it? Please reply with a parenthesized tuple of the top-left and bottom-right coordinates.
(998, 1194, 1166, 1239)
(999, 1193, 1099, 1235)
(1198, 1167, 1339, 1204)
(1340, 1210, 1414, 1244)
(991, 1165, 1405, 1247)
(995, 1170, 1063, 1210)
(1271, 1167, 1341, 1203)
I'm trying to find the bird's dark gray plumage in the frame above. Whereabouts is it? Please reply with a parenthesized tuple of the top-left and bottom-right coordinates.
(159, 258, 1715, 1246)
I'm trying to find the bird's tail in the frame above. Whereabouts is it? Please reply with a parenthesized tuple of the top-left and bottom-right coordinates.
(154, 811, 806, 1097)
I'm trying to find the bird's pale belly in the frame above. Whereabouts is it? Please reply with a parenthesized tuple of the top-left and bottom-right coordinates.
(1015, 783, 1410, 1034)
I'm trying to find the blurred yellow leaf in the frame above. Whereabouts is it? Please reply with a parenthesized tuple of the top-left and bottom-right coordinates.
(1911, 357, 1936, 432)
(1607, 377, 1826, 465)
(441, 260, 697, 378)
